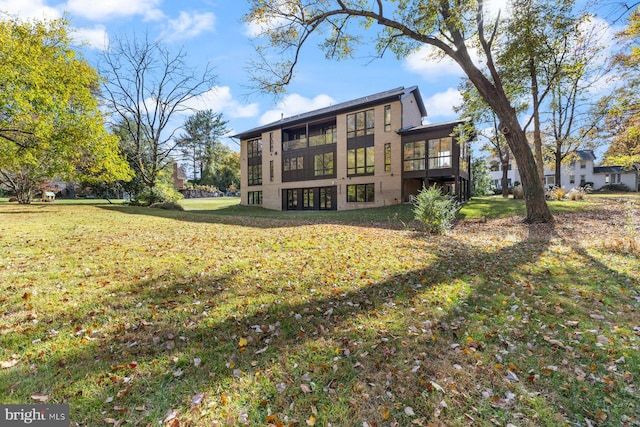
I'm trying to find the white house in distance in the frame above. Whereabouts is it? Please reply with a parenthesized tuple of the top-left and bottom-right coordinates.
(487, 150, 639, 191)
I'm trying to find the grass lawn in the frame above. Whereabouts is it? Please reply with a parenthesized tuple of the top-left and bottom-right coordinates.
(1, 195, 639, 426)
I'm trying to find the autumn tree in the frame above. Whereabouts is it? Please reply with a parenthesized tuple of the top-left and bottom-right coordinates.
(601, 5, 640, 168)
(100, 33, 217, 204)
(0, 18, 132, 203)
(176, 109, 229, 183)
(244, 0, 554, 222)
(545, 18, 610, 185)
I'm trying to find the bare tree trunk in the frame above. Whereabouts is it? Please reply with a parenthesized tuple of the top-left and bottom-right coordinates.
(530, 59, 545, 183)
(500, 150, 510, 198)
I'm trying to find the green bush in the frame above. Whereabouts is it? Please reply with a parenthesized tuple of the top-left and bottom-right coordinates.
(413, 185, 459, 234)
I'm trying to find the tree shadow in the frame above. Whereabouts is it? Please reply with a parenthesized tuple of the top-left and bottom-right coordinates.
(2, 217, 637, 426)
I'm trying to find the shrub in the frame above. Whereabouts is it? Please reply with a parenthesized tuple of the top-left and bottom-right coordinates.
(567, 185, 591, 200)
(601, 183, 630, 192)
(546, 186, 568, 200)
(413, 185, 459, 234)
(512, 185, 524, 199)
(149, 201, 184, 211)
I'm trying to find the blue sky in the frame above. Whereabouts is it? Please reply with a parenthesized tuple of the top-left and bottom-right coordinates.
(0, 0, 622, 157)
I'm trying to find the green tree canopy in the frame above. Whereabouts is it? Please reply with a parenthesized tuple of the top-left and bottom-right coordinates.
(0, 17, 132, 203)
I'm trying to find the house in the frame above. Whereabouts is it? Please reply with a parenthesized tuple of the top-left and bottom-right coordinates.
(486, 149, 639, 191)
(233, 86, 471, 211)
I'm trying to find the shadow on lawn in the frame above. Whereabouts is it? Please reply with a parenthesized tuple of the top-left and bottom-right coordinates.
(1, 219, 636, 426)
(98, 203, 416, 230)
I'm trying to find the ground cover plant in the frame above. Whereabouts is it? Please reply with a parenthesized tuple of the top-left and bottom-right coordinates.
(0, 195, 638, 426)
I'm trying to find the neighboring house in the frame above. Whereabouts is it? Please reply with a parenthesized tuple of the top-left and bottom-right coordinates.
(486, 149, 639, 191)
(233, 86, 471, 211)
(173, 162, 187, 191)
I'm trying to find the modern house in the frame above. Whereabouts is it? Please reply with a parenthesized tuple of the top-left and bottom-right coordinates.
(487, 149, 639, 191)
(233, 86, 471, 211)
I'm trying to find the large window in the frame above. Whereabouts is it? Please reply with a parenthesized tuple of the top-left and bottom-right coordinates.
(303, 188, 314, 209)
(248, 164, 262, 186)
(247, 138, 263, 186)
(347, 183, 375, 203)
(347, 146, 374, 176)
(384, 143, 391, 172)
(287, 189, 298, 210)
(269, 160, 274, 182)
(319, 187, 333, 210)
(403, 141, 426, 171)
(428, 137, 452, 169)
(347, 109, 375, 139)
(247, 138, 262, 158)
(284, 156, 304, 172)
(384, 105, 391, 132)
(248, 191, 262, 205)
(314, 152, 334, 176)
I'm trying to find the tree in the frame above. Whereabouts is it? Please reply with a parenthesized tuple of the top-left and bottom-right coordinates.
(470, 158, 494, 196)
(0, 18, 132, 203)
(601, 6, 640, 168)
(545, 18, 610, 185)
(206, 149, 240, 191)
(100, 33, 217, 204)
(176, 110, 229, 183)
(244, 0, 554, 222)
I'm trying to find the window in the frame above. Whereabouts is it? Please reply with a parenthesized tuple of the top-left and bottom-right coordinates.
(247, 138, 263, 186)
(428, 137, 452, 169)
(309, 125, 337, 147)
(570, 175, 575, 184)
(269, 132, 273, 153)
(319, 187, 333, 210)
(459, 142, 468, 173)
(545, 176, 555, 186)
(384, 143, 391, 172)
(303, 188, 314, 209)
(270, 160, 274, 182)
(247, 191, 262, 205)
(284, 156, 304, 171)
(384, 105, 391, 132)
(580, 161, 586, 169)
(287, 189, 298, 209)
(580, 175, 586, 186)
(347, 109, 375, 138)
(347, 146, 375, 175)
(248, 164, 262, 186)
(403, 141, 426, 171)
(247, 138, 262, 158)
(347, 183, 375, 202)
(314, 152, 334, 176)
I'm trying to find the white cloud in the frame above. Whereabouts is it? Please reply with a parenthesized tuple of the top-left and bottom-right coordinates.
(259, 93, 336, 125)
(403, 45, 465, 82)
(0, 0, 61, 20)
(64, 0, 164, 22)
(423, 88, 463, 119)
(161, 11, 216, 41)
(72, 24, 108, 50)
(182, 86, 259, 119)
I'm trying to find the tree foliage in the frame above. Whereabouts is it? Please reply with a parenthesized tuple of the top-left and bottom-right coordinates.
(471, 158, 494, 196)
(244, 0, 554, 222)
(413, 185, 460, 234)
(602, 6, 640, 168)
(0, 18, 132, 203)
(176, 110, 229, 183)
(100, 33, 217, 204)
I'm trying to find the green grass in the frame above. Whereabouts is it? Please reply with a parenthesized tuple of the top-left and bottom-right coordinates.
(1, 195, 639, 426)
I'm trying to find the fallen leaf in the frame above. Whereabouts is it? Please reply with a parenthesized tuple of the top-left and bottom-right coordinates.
(31, 393, 49, 402)
(405, 406, 415, 416)
(1, 359, 19, 369)
(300, 383, 311, 393)
(191, 393, 204, 406)
(379, 406, 390, 421)
(306, 415, 316, 426)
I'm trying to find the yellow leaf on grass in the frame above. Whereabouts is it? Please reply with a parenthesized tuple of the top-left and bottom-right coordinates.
(306, 415, 316, 426)
(239, 337, 247, 350)
(379, 406, 390, 420)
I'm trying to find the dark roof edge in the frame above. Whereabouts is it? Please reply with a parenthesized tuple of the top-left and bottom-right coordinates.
(398, 117, 471, 134)
(232, 86, 426, 140)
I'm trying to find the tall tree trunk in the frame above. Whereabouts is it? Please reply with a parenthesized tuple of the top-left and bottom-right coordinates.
(501, 153, 510, 198)
(555, 141, 562, 186)
(530, 58, 545, 183)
